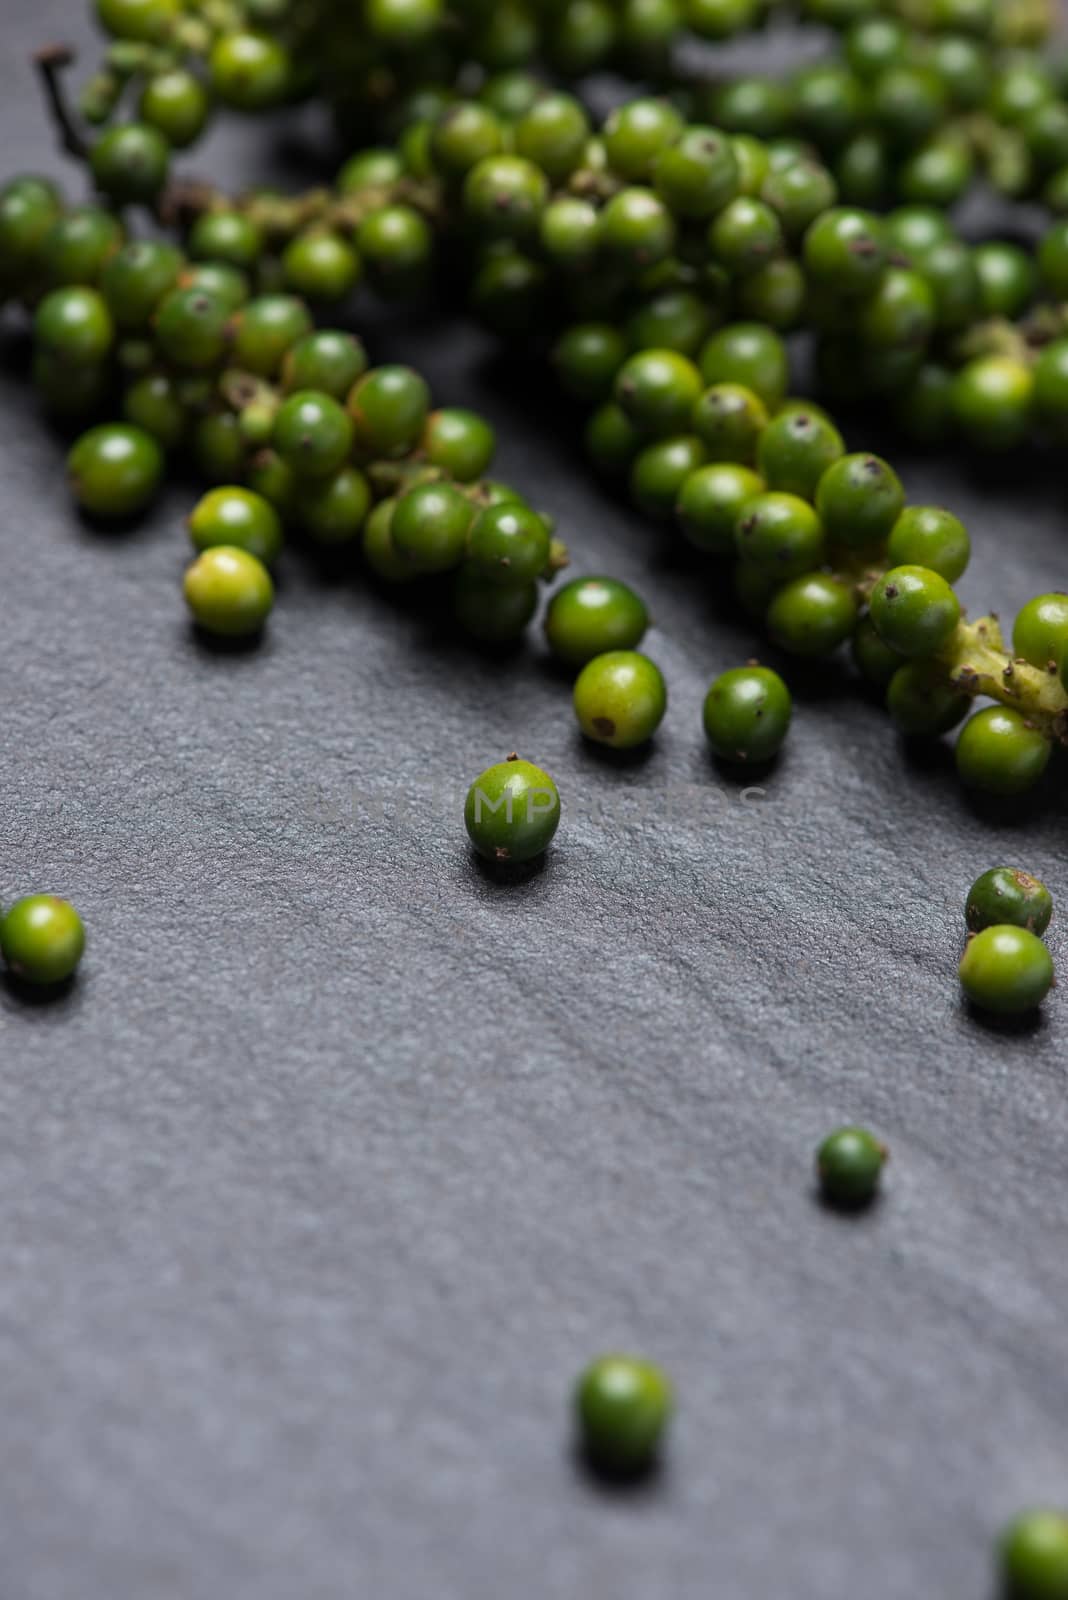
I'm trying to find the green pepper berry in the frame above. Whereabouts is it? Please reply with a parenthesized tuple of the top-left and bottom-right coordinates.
(361, 498, 411, 583)
(462, 154, 548, 241)
(281, 229, 361, 302)
(707, 195, 784, 277)
(886, 660, 969, 736)
(653, 125, 739, 219)
(966, 867, 1053, 936)
(367, 0, 443, 44)
(421, 408, 495, 482)
(281, 330, 368, 399)
(123, 371, 188, 449)
(466, 502, 550, 584)
(883, 204, 953, 261)
(973, 241, 1036, 318)
(297, 466, 372, 545)
(1012, 593, 1068, 671)
(574, 1355, 672, 1477)
(0, 895, 86, 986)
(0, 175, 63, 290)
(348, 364, 430, 458)
(603, 97, 684, 181)
(154, 285, 231, 370)
(430, 102, 504, 182)
(817, 1127, 887, 1209)
(756, 407, 845, 500)
(898, 136, 973, 209)
(955, 707, 1052, 796)
(960, 926, 1054, 1015)
(464, 755, 561, 863)
(869, 564, 960, 658)
(453, 567, 538, 646)
(1033, 341, 1068, 436)
(886, 506, 970, 583)
(735, 491, 826, 579)
(356, 205, 433, 293)
(677, 462, 763, 554)
(698, 322, 788, 408)
(803, 207, 887, 297)
(188, 210, 264, 269)
(690, 383, 768, 465)
(391, 483, 473, 574)
(573, 650, 667, 748)
(230, 295, 313, 378)
(271, 390, 354, 479)
(951, 356, 1035, 451)
(191, 410, 246, 484)
(183, 545, 274, 637)
(852, 613, 906, 688)
(703, 664, 792, 762)
(41, 205, 124, 288)
(586, 401, 641, 476)
(513, 93, 590, 184)
(598, 187, 676, 274)
(553, 324, 627, 402)
(178, 261, 249, 312)
(625, 290, 712, 358)
(100, 240, 183, 331)
(139, 67, 210, 148)
(90, 121, 170, 206)
(35, 286, 114, 366)
(815, 453, 905, 550)
(630, 435, 706, 519)
(188, 486, 282, 565)
(543, 577, 648, 669)
(761, 159, 839, 239)
(857, 267, 936, 349)
(209, 30, 291, 111)
(767, 573, 857, 658)
(538, 197, 600, 273)
(713, 77, 792, 140)
(67, 422, 163, 518)
(95, 0, 178, 40)
(615, 348, 704, 438)
(1000, 1511, 1068, 1598)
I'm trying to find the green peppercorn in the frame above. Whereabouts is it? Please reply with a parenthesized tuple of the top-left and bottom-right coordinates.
(761, 159, 838, 238)
(698, 322, 789, 408)
(653, 125, 739, 219)
(42, 205, 124, 287)
(271, 390, 353, 479)
(297, 466, 372, 545)
(735, 491, 826, 579)
(960, 925, 1054, 1015)
(67, 422, 163, 518)
(0, 895, 86, 986)
(123, 371, 188, 449)
(869, 564, 960, 658)
(154, 285, 231, 370)
(188, 485, 282, 565)
(209, 30, 292, 111)
(973, 241, 1037, 318)
(35, 286, 114, 366)
(815, 453, 905, 550)
(573, 650, 667, 748)
(281, 229, 361, 302)
(431, 102, 504, 182)
(598, 186, 676, 274)
(852, 613, 906, 688)
(631, 434, 706, 519)
(757, 407, 845, 500)
(676, 462, 762, 554)
(966, 867, 1053, 936)
(1012, 593, 1068, 671)
(361, 498, 411, 583)
(690, 383, 768, 465)
(90, 121, 170, 206)
(955, 707, 1052, 796)
(817, 1127, 887, 1209)
(554, 324, 627, 402)
(0, 175, 62, 290)
(453, 566, 538, 646)
(464, 755, 560, 863)
(1000, 1510, 1068, 1599)
(514, 93, 590, 185)
(857, 266, 936, 349)
(1033, 341, 1068, 435)
(391, 483, 473, 574)
(768, 573, 858, 657)
(183, 545, 274, 637)
(703, 664, 792, 762)
(230, 295, 313, 378)
(188, 210, 264, 270)
(803, 207, 888, 297)
(543, 577, 648, 669)
(886, 506, 970, 583)
(281, 330, 368, 399)
(191, 410, 246, 484)
(96, 0, 178, 40)
(574, 1354, 672, 1477)
(586, 401, 641, 476)
(468, 501, 550, 584)
(357, 205, 433, 294)
(421, 408, 495, 482)
(463, 154, 548, 241)
(348, 364, 430, 458)
(100, 239, 183, 331)
(886, 660, 970, 736)
(603, 97, 684, 181)
(708, 195, 784, 276)
(615, 348, 704, 438)
(178, 261, 249, 312)
(625, 290, 712, 358)
(139, 67, 210, 148)
(951, 356, 1035, 451)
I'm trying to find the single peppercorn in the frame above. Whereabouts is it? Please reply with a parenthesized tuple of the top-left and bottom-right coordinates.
(817, 1127, 887, 1209)
(735, 492, 826, 581)
(955, 707, 1052, 796)
(139, 68, 210, 148)
(757, 408, 845, 500)
(543, 577, 649, 669)
(574, 1354, 673, 1477)
(272, 390, 354, 479)
(553, 324, 628, 402)
(677, 462, 764, 554)
(767, 573, 857, 658)
(1012, 593, 1068, 671)
(297, 467, 372, 545)
(188, 486, 283, 566)
(42, 205, 124, 287)
(453, 567, 538, 647)
(188, 210, 264, 270)
(615, 348, 703, 438)
(281, 230, 361, 302)
(281, 331, 368, 399)
(421, 408, 496, 482)
(466, 502, 550, 585)
(154, 285, 231, 370)
(869, 565, 960, 658)
(100, 240, 183, 331)
(67, 422, 163, 518)
(183, 545, 274, 638)
(951, 356, 1035, 452)
(1000, 1510, 1068, 1599)
(348, 365, 430, 458)
(230, 295, 313, 378)
(90, 121, 170, 206)
(959, 926, 1054, 1015)
(816, 453, 905, 550)
(886, 661, 970, 736)
(391, 483, 474, 575)
(35, 286, 114, 366)
(966, 868, 1053, 936)
(703, 665, 792, 762)
(0, 895, 86, 986)
(209, 30, 292, 111)
(464, 755, 560, 863)
(852, 614, 906, 689)
(573, 650, 667, 748)
(603, 98, 684, 181)
(690, 384, 769, 465)
(803, 207, 888, 297)
(886, 506, 970, 583)
(653, 125, 739, 219)
(631, 434, 707, 519)
(586, 401, 641, 476)
(698, 323, 789, 408)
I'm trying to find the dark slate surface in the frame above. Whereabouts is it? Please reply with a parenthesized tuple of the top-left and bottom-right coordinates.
(2, 9, 1067, 1599)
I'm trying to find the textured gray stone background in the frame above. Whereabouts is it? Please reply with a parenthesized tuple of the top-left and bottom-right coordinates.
(1, 8, 1067, 1598)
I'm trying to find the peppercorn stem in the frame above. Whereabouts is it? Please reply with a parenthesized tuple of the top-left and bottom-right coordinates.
(936, 617, 1068, 744)
(33, 43, 89, 161)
